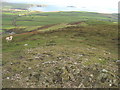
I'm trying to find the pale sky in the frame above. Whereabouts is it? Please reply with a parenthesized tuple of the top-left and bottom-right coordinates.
(2, 0, 119, 13)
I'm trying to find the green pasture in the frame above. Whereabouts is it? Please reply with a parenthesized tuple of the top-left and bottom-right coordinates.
(2, 10, 117, 32)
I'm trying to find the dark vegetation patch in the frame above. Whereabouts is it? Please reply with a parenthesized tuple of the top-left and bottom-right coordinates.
(68, 21, 85, 25)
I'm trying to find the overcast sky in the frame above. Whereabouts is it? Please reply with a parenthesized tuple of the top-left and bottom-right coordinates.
(3, 0, 119, 13)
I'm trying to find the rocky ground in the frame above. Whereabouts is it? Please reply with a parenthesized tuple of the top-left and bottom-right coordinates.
(2, 24, 119, 88)
(3, 45, 119, 88)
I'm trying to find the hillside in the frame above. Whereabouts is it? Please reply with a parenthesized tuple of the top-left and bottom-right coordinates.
(2, 2, 119, 88)
(2, 21, 118, 88)
(2, 2, 31, 9)
(2, 8, 118, 35)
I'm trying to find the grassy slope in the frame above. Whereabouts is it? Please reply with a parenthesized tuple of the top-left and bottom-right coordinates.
(2, 2, 118, 32)
(2, 22, 118, 88)
(2, 10, 118, 34)
(2, 2, 118, 88)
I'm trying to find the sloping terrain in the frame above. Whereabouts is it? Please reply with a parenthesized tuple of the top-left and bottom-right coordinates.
(2, 9, 118, 35)
(2, 22, 118, 88)
(2, 2, 119, 88)
(2, 2, 31, 9)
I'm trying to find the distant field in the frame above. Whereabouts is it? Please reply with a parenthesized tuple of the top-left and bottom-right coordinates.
(2, 9, 118, 35)
(2, 2, 30, 9)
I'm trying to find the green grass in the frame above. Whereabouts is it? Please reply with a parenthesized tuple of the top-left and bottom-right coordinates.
(3, 21, 118, 53)
(2, 23, 118, 88)
(2, 6, 118, 88)
(2, 10, 117, 32)
(2, 25, 16, 30)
